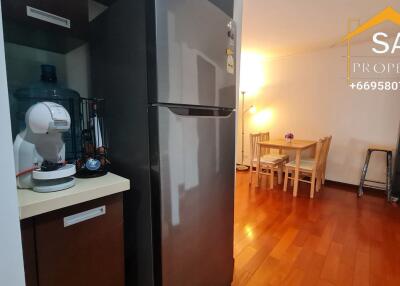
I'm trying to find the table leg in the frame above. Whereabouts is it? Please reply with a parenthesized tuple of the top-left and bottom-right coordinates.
(256, 145, 261, 187)
(293, 150, 301, 197)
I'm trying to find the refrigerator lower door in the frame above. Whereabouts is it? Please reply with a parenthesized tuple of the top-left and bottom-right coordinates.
(151, 105, 235, 286)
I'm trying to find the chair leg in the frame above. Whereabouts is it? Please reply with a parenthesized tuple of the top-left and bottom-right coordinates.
(290, 171, 294, 187)
(310, 172, 316, 198)
(358, 150, 372, 197)
(283, 167, 289, 192)
(321, 169, 326, 185)
(269, 168, 274, 189)
(249, 167, 253, 186)
(278, 165, 283, 184)
(387, 151, 393, 202)
(316, 171, 322, 192)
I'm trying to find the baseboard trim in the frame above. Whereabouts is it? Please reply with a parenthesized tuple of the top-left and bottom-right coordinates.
(325, 180, 358, 191)
(241, 169, 398, 198)
(325, 180, 394, 198)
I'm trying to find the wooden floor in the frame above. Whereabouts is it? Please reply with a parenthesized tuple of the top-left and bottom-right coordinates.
(232, 171, 400, 286)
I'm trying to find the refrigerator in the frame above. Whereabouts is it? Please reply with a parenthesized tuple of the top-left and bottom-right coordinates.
(90, 0, 236, 286)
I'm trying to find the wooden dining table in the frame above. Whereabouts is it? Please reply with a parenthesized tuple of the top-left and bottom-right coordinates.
(256, 139, 318, 196)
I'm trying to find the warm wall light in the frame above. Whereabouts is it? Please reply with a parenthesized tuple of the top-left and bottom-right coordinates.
(240, 51, 266, 95)
(253, 109, 273, 126)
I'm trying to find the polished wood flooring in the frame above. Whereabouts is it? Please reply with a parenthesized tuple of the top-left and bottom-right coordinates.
(232, 171, 400, 286)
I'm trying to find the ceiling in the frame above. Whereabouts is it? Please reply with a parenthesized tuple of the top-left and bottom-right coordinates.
(241, 0, 400, 58)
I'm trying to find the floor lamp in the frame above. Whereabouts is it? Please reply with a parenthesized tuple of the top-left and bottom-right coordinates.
(237, 91, 255, 171)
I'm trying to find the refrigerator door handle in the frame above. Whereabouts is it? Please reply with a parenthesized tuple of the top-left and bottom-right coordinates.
(167, 106, 233, 118)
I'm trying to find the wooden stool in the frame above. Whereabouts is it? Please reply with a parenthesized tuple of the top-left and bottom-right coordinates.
(358, 147, 393, 202)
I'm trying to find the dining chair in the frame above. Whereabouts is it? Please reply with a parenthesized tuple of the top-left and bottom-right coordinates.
(283, 138, 326, 198)
(320, 136, 332, 185)
(302, 136, 332, 188)
(249, 132, 289, 188)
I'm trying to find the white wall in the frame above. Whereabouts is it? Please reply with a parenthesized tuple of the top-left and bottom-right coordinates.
(237, 40, 400, 185)
(0, 5, 26, 286)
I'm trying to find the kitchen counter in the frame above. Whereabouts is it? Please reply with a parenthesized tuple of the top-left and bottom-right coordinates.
(18, 172, 130, 220)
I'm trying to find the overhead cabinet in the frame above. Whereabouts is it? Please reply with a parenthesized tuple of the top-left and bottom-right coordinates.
(1, 0, 89, 53)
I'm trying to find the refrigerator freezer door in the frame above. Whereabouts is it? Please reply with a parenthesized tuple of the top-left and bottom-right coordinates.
(152, 0, 236, 108)
(152, 105, 235, 286)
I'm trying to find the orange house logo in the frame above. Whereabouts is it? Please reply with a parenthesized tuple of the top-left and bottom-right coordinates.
(343, 6, 400, 90)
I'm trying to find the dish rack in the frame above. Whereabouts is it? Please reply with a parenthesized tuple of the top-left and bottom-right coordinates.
(75, 98, 109, 178)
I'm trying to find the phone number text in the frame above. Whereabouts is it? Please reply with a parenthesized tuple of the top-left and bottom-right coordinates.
(349, 81, 400, 91)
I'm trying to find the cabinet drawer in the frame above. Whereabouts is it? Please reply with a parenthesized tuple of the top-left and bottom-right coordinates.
(34, 193, 124, 286)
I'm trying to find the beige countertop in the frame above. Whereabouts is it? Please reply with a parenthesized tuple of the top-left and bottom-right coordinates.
(18, 172, 130, 220)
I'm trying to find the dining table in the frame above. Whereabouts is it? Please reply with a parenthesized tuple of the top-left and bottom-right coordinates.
(256, 139, 318, 196)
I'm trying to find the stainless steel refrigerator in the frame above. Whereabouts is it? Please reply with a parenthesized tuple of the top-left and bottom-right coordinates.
(91, 0, 236, 285)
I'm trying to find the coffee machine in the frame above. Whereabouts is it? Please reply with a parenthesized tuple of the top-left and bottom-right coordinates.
(14, 102, 76, 192)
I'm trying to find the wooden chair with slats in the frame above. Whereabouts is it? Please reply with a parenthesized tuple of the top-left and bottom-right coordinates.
(320, 136, 332, 185)
(283, 138, 327, 198)
(303, 136, 332, 189)
(296, 135, 332, 192)
(249, 132, 289, 189)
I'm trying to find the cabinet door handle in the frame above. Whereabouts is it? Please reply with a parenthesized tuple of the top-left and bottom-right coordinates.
(63, 206, 106, 227)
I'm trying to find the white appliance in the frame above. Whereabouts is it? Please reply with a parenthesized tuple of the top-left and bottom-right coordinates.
(13, 102, 76, 192)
